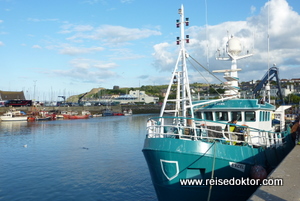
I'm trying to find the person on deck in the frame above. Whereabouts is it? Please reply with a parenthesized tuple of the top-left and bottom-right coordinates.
(225, 119, 239, 141)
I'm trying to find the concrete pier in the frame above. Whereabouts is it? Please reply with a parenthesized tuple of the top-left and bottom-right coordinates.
(248, 145, 300, 201)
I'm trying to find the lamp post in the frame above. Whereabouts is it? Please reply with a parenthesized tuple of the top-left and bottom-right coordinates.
(33, 80, 37, 102)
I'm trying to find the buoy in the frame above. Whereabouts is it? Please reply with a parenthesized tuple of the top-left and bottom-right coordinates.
(250, 165, 267, 183)
(23, 144, 27, 148)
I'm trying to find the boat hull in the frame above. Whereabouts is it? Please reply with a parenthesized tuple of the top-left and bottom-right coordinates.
(142, 133, 294, 201)
(0, 117, 28, 121)
(68, 115, 89, 119)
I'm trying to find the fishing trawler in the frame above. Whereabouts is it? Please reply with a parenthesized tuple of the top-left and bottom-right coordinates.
(142, 5, 295, 201)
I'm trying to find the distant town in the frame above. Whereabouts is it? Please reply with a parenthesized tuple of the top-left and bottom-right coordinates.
(1, 78, 300, 107)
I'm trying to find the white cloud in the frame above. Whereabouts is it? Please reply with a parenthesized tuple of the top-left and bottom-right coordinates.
(65, 25, 161, 45)
(69, 58, 118, 69)
(32, 45, 42, 49)
(59, 45, 104, 55)
(73, 25, 94, 32)
(152, 42, 176, 72)
(0, 41, 4, 46)
(50, 58, 118, 84)
(60, 24, 94, 34)
(152, 0, 300, 83)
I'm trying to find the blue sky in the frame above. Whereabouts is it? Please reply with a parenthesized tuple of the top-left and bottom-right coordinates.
(0, 0, 300, 101)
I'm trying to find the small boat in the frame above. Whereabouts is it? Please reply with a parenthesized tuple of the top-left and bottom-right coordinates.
(27, 116, 36, 121)
(61, 111, 79, 119)
(0, 110, 28, 121)
(142, 5, 295, 201)
(123, 109, 132, 116)
(35, 116, 52, 121)
(102, 109, 114, 116)
(113, 112, 124, 116)
(68, 115, 89, 119)
(92, 114, 102, 117)
(27, 116, 52, 121)
(56, 114, 64, 119)
(82, 110, 91, 116)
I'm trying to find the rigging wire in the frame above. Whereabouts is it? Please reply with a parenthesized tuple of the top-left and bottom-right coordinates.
(186, 56, 223, 97)
(189, 55, 223, 83)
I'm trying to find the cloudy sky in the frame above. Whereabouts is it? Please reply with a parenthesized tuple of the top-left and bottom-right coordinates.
(0, 0, 299, 100)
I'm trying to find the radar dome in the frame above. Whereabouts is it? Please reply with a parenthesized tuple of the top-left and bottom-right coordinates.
(227, 37, 242, 56)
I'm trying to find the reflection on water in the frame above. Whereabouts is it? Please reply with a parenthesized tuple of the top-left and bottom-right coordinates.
(0, 121, 29, 133)
(0, 114, 157, 201)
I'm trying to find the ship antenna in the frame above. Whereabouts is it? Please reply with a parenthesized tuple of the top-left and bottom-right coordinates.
(266, 0, 271, 103)
(205, 0, 209, 70)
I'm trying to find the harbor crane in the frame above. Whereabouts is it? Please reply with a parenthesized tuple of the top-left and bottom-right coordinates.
(252, 65, 284, 105)
(58, 96, 66, 102)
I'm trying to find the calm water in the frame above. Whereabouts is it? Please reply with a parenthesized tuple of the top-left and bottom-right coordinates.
(0, 114, 157, 201)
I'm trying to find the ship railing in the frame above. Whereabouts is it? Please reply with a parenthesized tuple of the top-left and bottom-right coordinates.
(246, 128, 286, 148)
(146, 117, 288, 147)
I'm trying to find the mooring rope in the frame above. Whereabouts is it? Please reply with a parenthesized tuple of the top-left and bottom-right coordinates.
(207, 142, 217, 201)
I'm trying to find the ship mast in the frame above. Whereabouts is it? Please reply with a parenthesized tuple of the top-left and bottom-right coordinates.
(159, 5, 194, 126)
(214, 36, 253, 97)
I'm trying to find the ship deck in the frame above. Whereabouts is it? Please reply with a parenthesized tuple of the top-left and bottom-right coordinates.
(249, 145, 300, 200)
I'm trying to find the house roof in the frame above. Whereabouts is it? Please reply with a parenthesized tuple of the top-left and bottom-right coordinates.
(0, 90, 26, 100)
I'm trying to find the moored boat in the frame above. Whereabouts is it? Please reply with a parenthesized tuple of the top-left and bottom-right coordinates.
(123, 109, 132, 116)
(0, 110, 28, 121)
(113, 112, 124, 116)
(68, 115, 89, 119)
(102, 109, 114, 116)
(142, 5, 295, 201)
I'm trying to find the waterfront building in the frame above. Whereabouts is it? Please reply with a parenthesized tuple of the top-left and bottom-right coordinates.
(0, 90, 25, 100)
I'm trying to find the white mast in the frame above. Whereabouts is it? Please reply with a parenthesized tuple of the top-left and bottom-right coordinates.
(159, 5, 194, 126)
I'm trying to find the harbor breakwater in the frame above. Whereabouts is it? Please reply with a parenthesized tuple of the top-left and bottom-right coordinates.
(0, 104, 162, 115)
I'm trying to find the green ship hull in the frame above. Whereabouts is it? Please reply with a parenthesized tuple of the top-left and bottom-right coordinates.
(143, 131, 294, 201)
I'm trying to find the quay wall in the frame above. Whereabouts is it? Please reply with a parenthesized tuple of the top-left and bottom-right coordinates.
(249, 145, 300, 200)
(0, 105, 162, 115)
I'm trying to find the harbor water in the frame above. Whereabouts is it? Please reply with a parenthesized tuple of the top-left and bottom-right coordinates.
(0, 114, 157, 201)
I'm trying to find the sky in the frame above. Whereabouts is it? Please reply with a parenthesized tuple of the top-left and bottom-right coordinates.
(0, 0, 300, 101)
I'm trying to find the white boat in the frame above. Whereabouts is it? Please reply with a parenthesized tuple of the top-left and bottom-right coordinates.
(123, 109, 132, 116)
(0, 110, 28, 121)
(92, 114, 102, 117)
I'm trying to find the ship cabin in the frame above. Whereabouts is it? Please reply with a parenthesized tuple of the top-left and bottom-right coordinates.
(193, 99, 275, 130)
(192, 99, 290, 147)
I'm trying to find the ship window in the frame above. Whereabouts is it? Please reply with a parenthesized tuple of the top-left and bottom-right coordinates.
(204, 112, 213, 120)
(259, 111, 268, 121)
(231, 111, 241, 121)
(245, 111, 255, 121)
(195, 111, 202, 119)
(215, 111, 228, 121)
(259, 111, 262, 121)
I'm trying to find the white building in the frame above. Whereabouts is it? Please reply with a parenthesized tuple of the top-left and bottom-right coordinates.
(113, 90, 159, 104)
(270, 85, 294, 97)
(129, 90, 159, 104)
